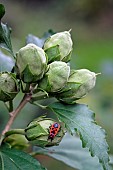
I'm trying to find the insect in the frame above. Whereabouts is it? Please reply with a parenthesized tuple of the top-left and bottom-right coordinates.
(48, 122, 60, 141)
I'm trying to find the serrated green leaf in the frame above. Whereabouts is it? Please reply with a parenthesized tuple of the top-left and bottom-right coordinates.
(0, 51, 14, 71)
(0, 20, 14, 57)
(33, 133, 105, 170)
(0, 146, 46, 170)
(0, 4, 5, 19)
(49, 102, 110, 170)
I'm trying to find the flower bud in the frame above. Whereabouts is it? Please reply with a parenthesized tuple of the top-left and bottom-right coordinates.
(25, 117, 65, 147)
(4, 134, 29, 150)
(38, 61, 70, 93)
(0, 72, 19, 102)
(56, 69, 96, 104)
(15, 43, 47, 83)
(44, 31, 73, 63)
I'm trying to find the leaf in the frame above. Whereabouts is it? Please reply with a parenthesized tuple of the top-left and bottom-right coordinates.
(0, 23, 14, 56)
(26, 29, 55, 48)
(0, 51, 14, 72)
(33, 133, 105, 170)
(0, 145, 46, 170)
(49, 102, 110, 170)
(0, 4, 5, 20)
(0, 4, 14, 57)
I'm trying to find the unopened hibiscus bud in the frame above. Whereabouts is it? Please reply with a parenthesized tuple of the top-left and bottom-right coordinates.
(44, 31, 73, 63)
(0, 72, 19, 102)
(4, 134, 29, 150)
(56, 69, 97, 104)
(15, 43, 47, 83)
(38, 61, 70, 93)
(25, 117, 65, 147)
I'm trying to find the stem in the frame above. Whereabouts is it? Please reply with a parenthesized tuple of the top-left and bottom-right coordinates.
(31, 88, 49, 101)
(25, 83, 30, 93)
(9, 100, 13, 112)
(0, 135, 5, 145)
(21, 81, 30, 93)
(32, 101, 47, 109)
(1, 93, 32, 136)
(4, 100, 13, 112)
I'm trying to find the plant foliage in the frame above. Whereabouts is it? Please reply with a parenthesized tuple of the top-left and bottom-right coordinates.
(0, 3, 111, 170)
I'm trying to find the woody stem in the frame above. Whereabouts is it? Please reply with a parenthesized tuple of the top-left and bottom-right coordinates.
(1, 93, 32, 136)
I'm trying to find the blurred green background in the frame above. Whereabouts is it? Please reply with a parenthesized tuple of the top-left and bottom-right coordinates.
(0, 0, 113, 169)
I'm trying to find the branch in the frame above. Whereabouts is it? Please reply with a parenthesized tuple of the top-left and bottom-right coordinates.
(1, 93, 32, 136)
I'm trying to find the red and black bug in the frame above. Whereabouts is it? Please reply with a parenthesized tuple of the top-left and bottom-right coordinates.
(48, 122, 60, 141)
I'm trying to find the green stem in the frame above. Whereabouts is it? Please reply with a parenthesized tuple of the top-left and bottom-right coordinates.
(0, 135, 5, 146)
(4, 100, 13, 112)
(32, 102, 47, 109)
(31, 88, 49, 101)
(25, 83, 30, 93)
(9, 100, 13, 112)
(21, 82, 30, 93)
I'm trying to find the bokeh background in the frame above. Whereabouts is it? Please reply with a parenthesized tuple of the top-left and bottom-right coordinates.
(0, 0, 113, 170)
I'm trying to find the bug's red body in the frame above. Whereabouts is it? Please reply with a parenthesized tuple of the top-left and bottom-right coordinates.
(48, 122, 60, 141)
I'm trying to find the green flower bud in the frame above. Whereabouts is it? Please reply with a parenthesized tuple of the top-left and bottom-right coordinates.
(44, 31, 73, 63)
(38, 61, 70, 93)
(0, 72, 19, 102)
(57, 69, 96, 104)
(25, 117, 65, 147)
(15, 43, 47, 83)
(4, 134, 29, 150)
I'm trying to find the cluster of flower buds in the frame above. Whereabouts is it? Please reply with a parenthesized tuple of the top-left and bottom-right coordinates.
(0, 31, 97, 103)
(21, 31, 97, 146)
(0, 30, 97, 147)
(38, 31, 96, 104)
